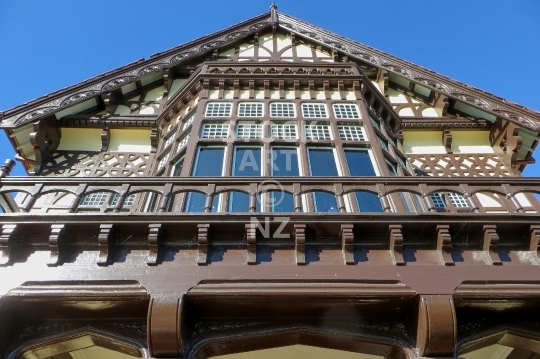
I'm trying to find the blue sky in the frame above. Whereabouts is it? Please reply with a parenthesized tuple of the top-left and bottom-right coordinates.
(1, 0, 539, 176)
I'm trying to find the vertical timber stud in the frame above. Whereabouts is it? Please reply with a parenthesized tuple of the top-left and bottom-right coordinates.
(197, 224, 210, 265)
(389, 224, 405, 265)
(47, 224, 66, 266)
(341, 224, 354, 265)
(530, 225, 540, 264)
(246, 223, 257, 265)
(97, 224, 114, 266)
(483, 224, 502, 265)
(147, 224, 162, 266)
(0, 224, 18, 265)
(436, 225, 454, 266)
(148, 296, 181, 358)
(295, 224, 306, 265)
(416, 295, 457, 357)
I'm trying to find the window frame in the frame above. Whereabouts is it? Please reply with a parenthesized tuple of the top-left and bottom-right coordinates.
(204, 102, 233, 117)
(301, 103, 329, 119)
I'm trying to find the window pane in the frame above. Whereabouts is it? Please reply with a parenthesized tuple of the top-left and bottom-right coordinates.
(192, 147, 224, 176)
(172, 157, 184, 176)
(355, 191, 383, 212)
(229, 191, 250, 212)
(344, 150, 376, 176)
(313, 191, 338, 212)
(271, 148, 299, 176)
(271, 191, 294, 212)
(185, 192, 218, 212)
(233, 147, 261, 176)
(308, 148, 338, 176)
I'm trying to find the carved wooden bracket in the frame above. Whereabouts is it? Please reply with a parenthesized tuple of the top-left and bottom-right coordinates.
(148, 296, 183, 358)
(0, 224, 18, 265)
(147, 224, 162, 266)
(416, 295, 456, 357)
(246, 223, 257, 265)
(443, 129, 452, 154)
(197, 224, 210, 265)
(97, 224, 114, 266)
(47, 224, 67, 267)
(483, 224, 502, 265)
(436, 225, 454, 266)
(294, 224, 306, 265)
(389, 224, 405, 266)
(308, 80, 315, 100)
(100, 127, 110, 151)
(29, 116, 60, 174)
(100, 91, 120, 115)
(20, 183, 44, 213)
(263, 80, 270, 99)
(341, 224, 354, 265)
(150, 127, 159, 153)
(530, 225, 540, 265)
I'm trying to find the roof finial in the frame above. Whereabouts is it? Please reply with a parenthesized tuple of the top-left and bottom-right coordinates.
(270, 2, 279, 25)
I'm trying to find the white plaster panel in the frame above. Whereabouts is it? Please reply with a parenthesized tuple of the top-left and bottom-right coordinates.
(285, 91, 295, 99)
(239, 90, 250, 99)
(114, 105, 131, 115)
(270, 90, 280, 99)
(330, 91, 341, 100)
(315, 91, 326, 100)
(139, 106, 155, 115)
(403, 130, 446, 154)
(296, 44, 313, 57)
(422, 108, 439, 117)
(399, 108, 415, 117)
(300, 91, 311, 100)
(255, 90, 265, 99)
(475, 193, 502, 208)
(345, 91, 356, 100)
(109, 129, 151, 153)
(239, 43, 254, 57)
(169, 79, 187, 97)
(208, 90, 219, 99)
(276, 33, 292, 51)
(144, 85, 164, 102)
(223, 90, 234, 99)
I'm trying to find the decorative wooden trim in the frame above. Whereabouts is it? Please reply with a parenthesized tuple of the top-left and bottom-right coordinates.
(47, 224, 66, 267)
(147, 224, 162, 266)
(389, 224, 405, 266)
(197, 224, 210, 265)
(150, 128, 159, 153)
(401, 117, 492, 129)
(483, 224, 502, 265)
(294, 224, 306, 265)
(341, 224, 354, 265)
(443, 129, 452, 154)
(0, 224, 18, 265)
(60, 116, 157, 128)
(100, 127, 110, 151)
(246, 223, 257, 265)
(530, 225, 540, 265)
(416, 295, 456, 357)
(97, 224, 114, 266)
(455, 281, 540, 297)
(436, 225, 454, 266)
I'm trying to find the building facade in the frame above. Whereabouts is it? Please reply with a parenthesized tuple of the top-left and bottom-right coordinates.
(1, 5, 540, 359)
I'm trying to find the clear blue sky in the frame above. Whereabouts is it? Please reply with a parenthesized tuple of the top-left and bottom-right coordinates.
(1, 0, 539, 176)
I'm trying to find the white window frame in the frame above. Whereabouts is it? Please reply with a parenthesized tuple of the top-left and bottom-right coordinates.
(337, 124, 366, 141)
(201, 122, 230, 139)
(205, 102, 232, 117)
(236, 121, 263, 139)
(271, 122, 298, 139)
(332, 103, 362, 119)
(270, 102, 296, 118)
(301, 103, 328, 118)
(176, 134, 190, 153)
(304, 122, 332, 140)
(237, 102, 264, 117)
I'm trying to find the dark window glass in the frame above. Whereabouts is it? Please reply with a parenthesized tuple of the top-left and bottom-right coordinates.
(185, 192, 218, 212)
(229, 191, 250, 212)
(386, 161, 398, 176)
(271, 191, 295, 212)
(172, 157, 184, 176)
(271, 147, 299, 176)
(192, 147, 224, 176)
(313, 191, 338, 212)
(344, 149, 376, 176)
(355, 191, 383, 212)
(308, 148, 338, 176)
(233, 147, 261, 176)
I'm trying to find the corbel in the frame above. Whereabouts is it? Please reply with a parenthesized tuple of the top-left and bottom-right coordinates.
(294, 224, 306, 265)
(20, 183, 44, 213)
(530, 225, 540, 264)
(249, 80, 255, 99)
(97, 224, 115, 266)
(293, 80, 300, 99)
(264, 80, 270, 99)
(201, 79, 210, 99)
(483, 224, 502, 265)
(211, 49, 218, 61)
(397, 130, 404, 146)
(434, 93, 449, 116)
(100, 90, 121, 115)
(389, 224, 405, 266)
(113, 184, 131, 212)
(30, 116, 60, 175)
(150, 127, 159, 153)
(331, 48, 339, 62)
(135, 80, 143, 95)
(233, 80, 240, 99)
(0, 224, 19, 265)
(47, 224, 67, 267)
(323, 80, 330, 99)
(352, 80, 362, 100)
(101, 127, 110, 152)
(246, 223, 257, 265)
(436, 225, 454, 266)
(163, 69, 171, 96)
(341, 224, 354, 265)
(443, 129, 452, 153)
(218, 80, 225, 99)
(377, 69, 388, 96)
(197, 224, 210, 265)
(338, 80, 345, 100)
(147, 224, 162, 266)
(416, 295, 457, 357)
(342, 55, 349, 63)
(158, 183, 173, 212)
(68, 183, 88, 213)
(308, 80, 315, 100)
(278, 80, 285, 99)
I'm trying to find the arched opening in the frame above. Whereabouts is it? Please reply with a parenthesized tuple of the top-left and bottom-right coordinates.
(459, 330, 540, 359)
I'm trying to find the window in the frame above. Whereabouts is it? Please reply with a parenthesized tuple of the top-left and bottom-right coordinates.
(271, 147, 299, 176)
(111, 193, 136, 206)
(369, 115, 381, 130)
(182, 114, 195, 130)
(386, 160, 398, 176)
(176, 134, 190, 152)
(333, 104, 361, 119)
(201, 123, 229, 138)
(192, 147, 225, 176)
(377, 136, 388, 151)
(157, 152, 170, 169)
(270, 102, 295, 117)
(164, 132, 176, 148)
(431, 192, 469, 210)
(355, 191, 383, 212)
(307, 148, 338, 176)
(338, 125, 365, 141)
(396, 154, 407, 170)
(301, 103, 328, 118)
(81, 192, 108, 206)
(305, 123, 332, 140)
(312, 191, 338, 212)
(229, 191, 250, 212)
(236, 122, 263, 138)
(171, 156, 184, 176)
(271, 122, 297, 139)
(344, 149, 376, 176)
(238, 102, 263, 117)
(271, 191, 295, 212)
(205, 102, 232, 117)
(233, 147, 261, 176)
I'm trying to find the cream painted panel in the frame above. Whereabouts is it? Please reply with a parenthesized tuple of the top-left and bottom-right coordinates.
(210, 344, 383, 359)
(475, 193, 503, 208)
(121, 82, 137, 95)
(239, 90, 250, 99)
(144, 86, 164, 101)
(140, 72, 162, 86)
(109, 129, 151, 153)
(259, 47, 272, 57)
(239, 44, 255, 57)
(422, 107, 439, 117)
(219, 47, 235, 58)
(296, 43, 313, 57)
(55, 98, 97, 119)
(255, 90, 264, 99)
(461, 344, 513, 359)
(285, 90, 295, 99)
(388, 88, 408, 104)
(281, 48, 293, 57)
(403, 130, 446, 154)
(114, 105, 131, 115)
(208, 90, 219, 99)
(330, 91, 341, 100)
(315, 91, 326, 100)
(260, 33, 274, 50)
(399, 108, 415, 117)
(515, 192, 532, 206)
(315, 48, 332, 59)
(139, 106, 155, 115)
(346, 91, 356, 100)
(371, 81, 382, 94)
(411, 98, 421, 104)
(54, 193, 76, 206)
(451, 131, 493, 154)
(300, 91, 311, 100)
(270, 90, 280, 99)
(223, 90, 234, 99)
(169, 79, 187, 97)
(58, 128, 102, 151)
(276, 33, 292, 51)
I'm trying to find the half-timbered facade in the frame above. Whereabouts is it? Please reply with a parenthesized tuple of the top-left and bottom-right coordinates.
(1, 4, 540, 359)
